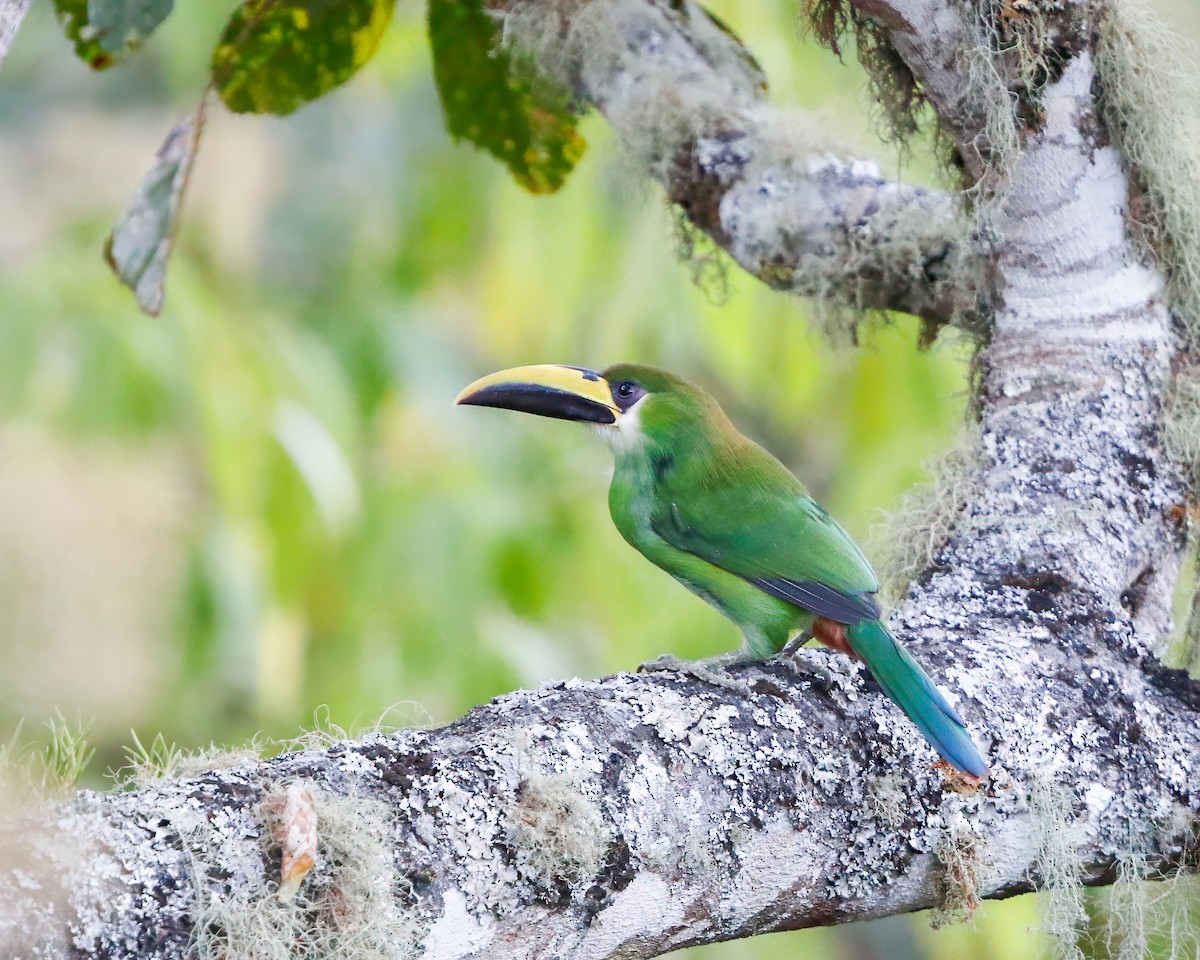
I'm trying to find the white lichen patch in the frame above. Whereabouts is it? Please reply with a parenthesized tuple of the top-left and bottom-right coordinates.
(621, 753, 710, 873)
(407, 772, 520, 914)
(573, 871, 682, 960)
(723, 818, 822, 920)
(0, 800, 114, 958)
(505, 773, 609, 894)
(421, 888, 494, 959)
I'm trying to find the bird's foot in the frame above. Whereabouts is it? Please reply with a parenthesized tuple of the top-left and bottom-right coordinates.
(637, 652, 756, 694)
(637, 653, 691, 674)
(776, 644, 841, 689)
(760, 636, 817, 688)
(778, 634, 809, 659)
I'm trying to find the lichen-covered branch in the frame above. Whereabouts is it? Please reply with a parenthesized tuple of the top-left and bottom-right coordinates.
(4, 610, 1200, 960)
(5, 0, 1200, 957)
(0, 0, 30, 70)
(498, 0, 979, 327)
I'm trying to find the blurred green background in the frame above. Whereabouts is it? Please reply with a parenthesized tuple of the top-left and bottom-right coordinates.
(1, 1, 1197, 957)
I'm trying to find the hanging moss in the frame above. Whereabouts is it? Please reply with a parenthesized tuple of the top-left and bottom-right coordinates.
(871, 430, 982, 605)
(804, 0, 926, 146)
(1096, 0, 1200, 347)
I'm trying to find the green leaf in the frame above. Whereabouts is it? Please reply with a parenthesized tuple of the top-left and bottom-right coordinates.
(428, 0, 586, 195)
(212, 0, 395, 116)
(104, 102, 205, 316)
(53, 0, 174, 69)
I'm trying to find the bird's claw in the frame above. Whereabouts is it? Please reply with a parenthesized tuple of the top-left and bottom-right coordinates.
(775, 646, 839, 689)
(637, 653, 756, 694)
(637, 653, 693, 674)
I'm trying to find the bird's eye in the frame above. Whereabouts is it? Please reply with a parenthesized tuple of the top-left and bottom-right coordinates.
(611, 380, 645, 411)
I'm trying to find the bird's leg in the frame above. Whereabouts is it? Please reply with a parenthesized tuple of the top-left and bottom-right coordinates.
(778, 633, 809, 659)
(637, 651, 758, 693)
(772, 624, 849, 691)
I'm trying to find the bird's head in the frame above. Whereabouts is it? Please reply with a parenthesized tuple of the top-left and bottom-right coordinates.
(454, 363, 726, 454)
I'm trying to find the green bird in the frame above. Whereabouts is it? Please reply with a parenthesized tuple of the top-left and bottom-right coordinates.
(456, 363, 989, 779)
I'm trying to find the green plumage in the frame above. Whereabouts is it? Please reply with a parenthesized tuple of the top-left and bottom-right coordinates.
(456, 360, 988, 778)
(600, 364, 988, 778)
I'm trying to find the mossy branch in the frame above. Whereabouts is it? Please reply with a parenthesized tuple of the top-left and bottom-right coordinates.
(493, 0, 981, 329)
(5, 1, 1200, 957)
(3, 630, 1200, 958)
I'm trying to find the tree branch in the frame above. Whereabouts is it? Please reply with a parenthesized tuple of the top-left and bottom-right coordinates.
(851, 0, 990, 177)
(4, 628, 1200, 959)
(4, 1, 1200, 958)
(499, 0, 980, 327)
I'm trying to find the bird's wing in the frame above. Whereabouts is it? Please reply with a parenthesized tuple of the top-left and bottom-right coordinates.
(651, 452, 882, 624)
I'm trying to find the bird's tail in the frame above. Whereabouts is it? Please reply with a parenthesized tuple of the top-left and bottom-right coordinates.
(844, 619, 989, 778)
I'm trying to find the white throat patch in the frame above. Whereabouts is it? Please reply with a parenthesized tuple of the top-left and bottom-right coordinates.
(598, 394, 647, 454)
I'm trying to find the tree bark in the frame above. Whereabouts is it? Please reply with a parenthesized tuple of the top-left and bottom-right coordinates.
(4, 0, 1200, 958)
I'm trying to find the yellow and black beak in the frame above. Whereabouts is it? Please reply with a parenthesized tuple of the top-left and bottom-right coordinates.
(454, 365, 618, 424)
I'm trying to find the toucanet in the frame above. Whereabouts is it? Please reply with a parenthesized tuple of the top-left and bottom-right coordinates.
(455, 363, 989, 779)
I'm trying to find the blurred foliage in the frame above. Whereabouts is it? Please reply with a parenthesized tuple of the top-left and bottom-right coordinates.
(52, 0, 118, 70)
(104, 102, 204, 314)
(5, 0, 1200, 958)
(212, 0, 394, 115)
(428, 0, 585, 194)
(53, 0, 174, 69)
